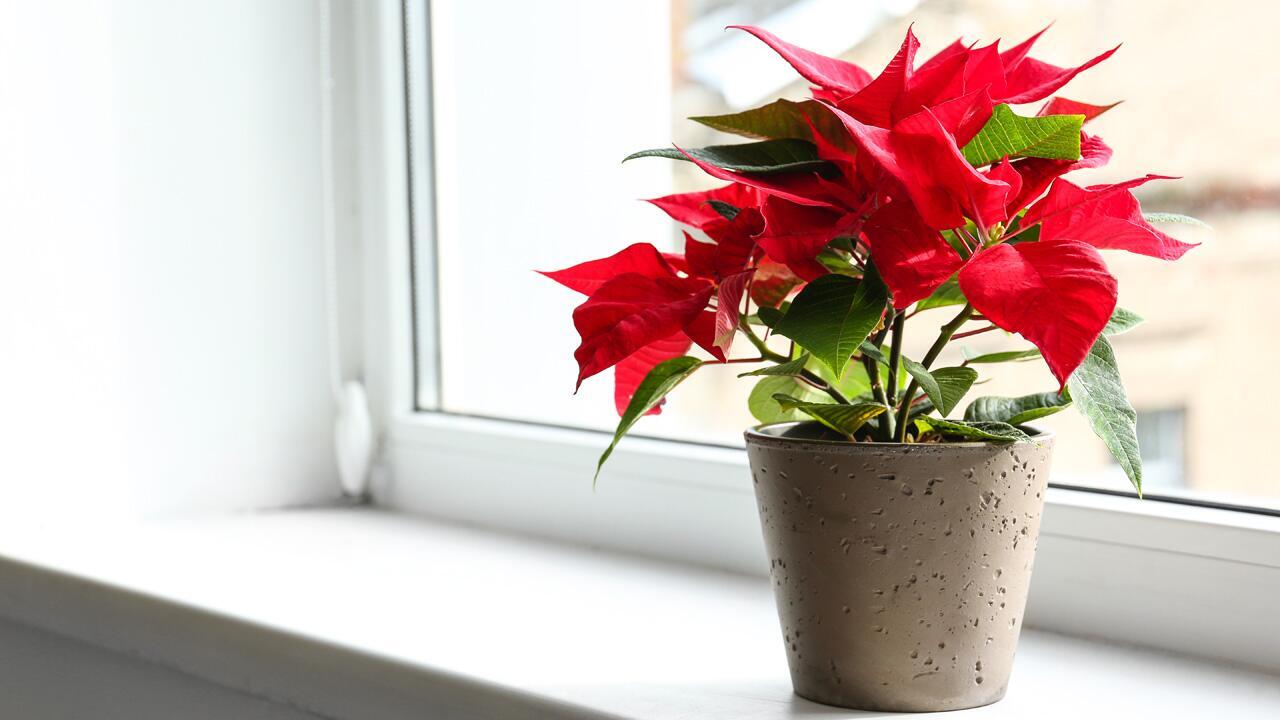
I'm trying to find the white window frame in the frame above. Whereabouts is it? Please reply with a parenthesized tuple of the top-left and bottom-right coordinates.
(359, 0, 1280, 672)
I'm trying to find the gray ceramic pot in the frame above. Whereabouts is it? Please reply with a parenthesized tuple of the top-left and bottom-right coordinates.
(744, 422, 1054, 712)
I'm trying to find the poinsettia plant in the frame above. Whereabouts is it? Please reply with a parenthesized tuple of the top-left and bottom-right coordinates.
(542, 25, 1200, 491)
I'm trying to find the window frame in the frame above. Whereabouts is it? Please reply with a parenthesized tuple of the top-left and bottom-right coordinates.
(361, 0, 1280, 672)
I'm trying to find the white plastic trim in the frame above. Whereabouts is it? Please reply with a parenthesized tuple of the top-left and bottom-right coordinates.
(384, 412, 1280, 671)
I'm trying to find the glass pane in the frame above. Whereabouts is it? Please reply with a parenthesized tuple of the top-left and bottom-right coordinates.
(423, 0, 1277, 509)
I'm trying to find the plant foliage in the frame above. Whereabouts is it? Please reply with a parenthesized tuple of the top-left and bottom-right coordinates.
(540, 23, 1198, 493)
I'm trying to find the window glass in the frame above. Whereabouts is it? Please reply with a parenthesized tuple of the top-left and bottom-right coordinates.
(424, 0, 1276, 509)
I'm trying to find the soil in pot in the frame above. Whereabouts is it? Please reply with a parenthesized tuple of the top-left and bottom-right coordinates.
(745, 421, 1054, 712)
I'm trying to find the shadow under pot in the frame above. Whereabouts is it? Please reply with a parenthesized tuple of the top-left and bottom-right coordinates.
(744, 421, 1055, 712)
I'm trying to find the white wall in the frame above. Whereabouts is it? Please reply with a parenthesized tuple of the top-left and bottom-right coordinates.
(0, 0, 343, 525)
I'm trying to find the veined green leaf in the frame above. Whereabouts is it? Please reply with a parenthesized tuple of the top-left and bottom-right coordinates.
(929, 367, 980, 416)
(773, 268, 888, 378)
(1067, 335, 1143, 494)
(596, 357, 702, 484)
(902, 361, 979, 417)
(915, 277, 965, 311)
(1143, 212, 1211, 229)
(738, 353, 811, 378)
(916, 417, 1030, 443)
(623, 139, 829, 174)
(772, 394, 888, 439)
(1104, 307, 1144, 336)
(962, 104, 1084, 166)
(748, 376, 823, 424)
(965, 391, 1071, 426)
(690, 98, 847, 144)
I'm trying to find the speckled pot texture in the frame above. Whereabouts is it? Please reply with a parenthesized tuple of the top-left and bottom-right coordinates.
(744, 422, 1054, 713)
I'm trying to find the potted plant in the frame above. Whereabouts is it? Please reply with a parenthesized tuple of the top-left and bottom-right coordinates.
(541, 23, 1198, 712)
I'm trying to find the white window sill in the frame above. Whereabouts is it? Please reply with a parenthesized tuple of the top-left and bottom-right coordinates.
(0, 508, 1276, 719)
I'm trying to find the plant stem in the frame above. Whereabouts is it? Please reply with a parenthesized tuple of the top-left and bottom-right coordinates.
(951, 324, 998, 340)
(894, 303, 974, 442)
(884, 312, 905, 440)
(801, 369, 852, 405)
(864, 326, 891, 441)
(738, 319, 788, 363)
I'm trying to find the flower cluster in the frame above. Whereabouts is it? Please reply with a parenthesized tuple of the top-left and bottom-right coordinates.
(542, 24, 1196, 487)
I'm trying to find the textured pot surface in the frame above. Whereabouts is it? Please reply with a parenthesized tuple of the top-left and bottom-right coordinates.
(744, 422, 1054, 712)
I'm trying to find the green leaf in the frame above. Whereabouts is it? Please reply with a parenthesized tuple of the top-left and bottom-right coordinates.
(902, 361, 979, 416)
(916, 417, 1030, 443)
(859, 341, 888, 366)
(748, 376, 823, 424)
(1008, 405, 1070, 425)
(772, 395, 888, 439)
(929, 367, 980, 416)
(1067, 335, 1143, 494)
(755, 306, 785, 329)
(915, 277, 965, 312)
(596, 357, 702, 484)
(1104, 307, 1144, 336)
(963, 348, 1041, 364)
(690, 98, 847, 144)
(738, 353, 810, 378)
(772, 269, 888, 378)
(623, 139, 829, 174)
(961, 104, 1084, 166)
(1143, 212, 1211, 229)
(965, 391, 1071, 426)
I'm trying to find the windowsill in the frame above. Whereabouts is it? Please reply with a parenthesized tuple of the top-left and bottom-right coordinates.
(0, 507, 1276, 719)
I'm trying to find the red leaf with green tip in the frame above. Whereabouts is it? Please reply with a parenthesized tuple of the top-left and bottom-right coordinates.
(647, 183, 758, 229)
(676, 145, 837, 209)
(730, 25, 872, 97)
(863, 201, 964, 309)
(959, 240, 1117, 388)
(572, 273, 713, 388)
(613, 333, 691, 416)
(540, 243, 676, 296)
(1027, 177, 1198, 260)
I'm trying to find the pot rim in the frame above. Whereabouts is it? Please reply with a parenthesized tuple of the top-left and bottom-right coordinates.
(744, 420, 1054, 451)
